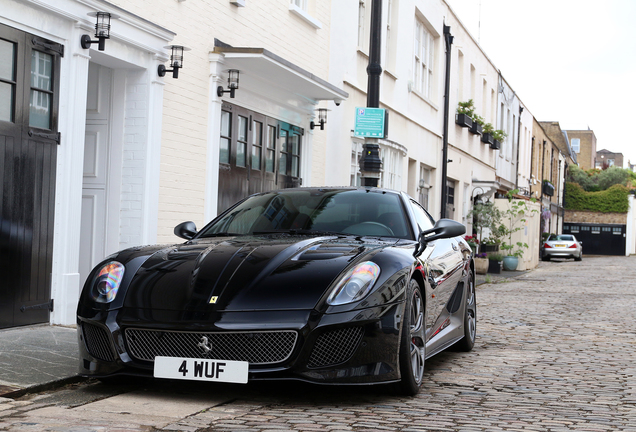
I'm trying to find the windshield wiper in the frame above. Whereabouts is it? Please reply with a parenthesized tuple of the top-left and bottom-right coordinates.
(253, 229, 342, 236)
(198, 232, 242, 238)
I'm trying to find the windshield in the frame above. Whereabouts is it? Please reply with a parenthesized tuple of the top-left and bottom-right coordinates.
(198, 189, 414, 239)
(548, 235, 574, 241)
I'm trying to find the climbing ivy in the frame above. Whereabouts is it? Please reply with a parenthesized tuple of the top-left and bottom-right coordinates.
(564, 182, 629, 213)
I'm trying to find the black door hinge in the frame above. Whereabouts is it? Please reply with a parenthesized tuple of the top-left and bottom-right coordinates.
(32, 38, 65, 57)
(29, 130, 61, 144)
(20, 299, 54, 313)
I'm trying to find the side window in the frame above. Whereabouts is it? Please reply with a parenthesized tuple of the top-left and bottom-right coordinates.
(410, 199, 434, 233)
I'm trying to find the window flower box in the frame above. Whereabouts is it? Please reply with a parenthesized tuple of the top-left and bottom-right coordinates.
(455, 113, 473, 128)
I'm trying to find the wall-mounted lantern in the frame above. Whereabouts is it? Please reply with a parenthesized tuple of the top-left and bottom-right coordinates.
(217, 69, 240, 98)
(81, 12, 119, 51)
(158, 45, 191, 79)
(310, 108, 328, 130)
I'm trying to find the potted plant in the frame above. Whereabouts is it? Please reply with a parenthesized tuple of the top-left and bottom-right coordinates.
(487, 253, 504, 274)
(481, 123, 494, 145)
(498, 189, 538, 271)
(470, 114, 484, 135)
(464, 235, 479, 254)
(456, 99, 474, 128)
(474, 252, 488, 274)
(468, 202, 503, 250)
(491, 129, 508, 150)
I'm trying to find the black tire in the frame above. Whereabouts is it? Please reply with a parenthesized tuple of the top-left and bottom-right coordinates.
(396, 279, 425, 396)
(542, 256, 550, 261)
(455, 271, 476, 352)
(575, 254, 582, 261)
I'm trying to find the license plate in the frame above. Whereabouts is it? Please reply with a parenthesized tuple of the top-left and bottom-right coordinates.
(154, 357, 248, 383)
(555, 244, 566, 247)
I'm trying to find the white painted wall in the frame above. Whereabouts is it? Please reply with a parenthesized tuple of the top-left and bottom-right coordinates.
(628, 195, 635, 256)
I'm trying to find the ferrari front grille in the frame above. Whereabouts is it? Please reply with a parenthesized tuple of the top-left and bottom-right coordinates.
(125, 328, 298, 365)
(307, 326, 364, 368)
(82, 322, 116, 362)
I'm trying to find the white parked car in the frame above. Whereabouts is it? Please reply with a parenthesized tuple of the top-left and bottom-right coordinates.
(542, 234, 583, 261)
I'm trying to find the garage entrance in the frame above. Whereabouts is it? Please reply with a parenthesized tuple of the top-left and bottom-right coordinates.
(563, 223, 626, 256)
(0, 24, 62, 328)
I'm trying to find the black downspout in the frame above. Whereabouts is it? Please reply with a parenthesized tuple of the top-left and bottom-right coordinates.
(359, 0, 383, 187)
(515, 105, 523, 190)
(541, 140, 546, 231)
(441, 24, 453, 219)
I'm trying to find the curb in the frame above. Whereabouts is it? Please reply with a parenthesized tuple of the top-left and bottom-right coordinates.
(1, 375, 87, 399)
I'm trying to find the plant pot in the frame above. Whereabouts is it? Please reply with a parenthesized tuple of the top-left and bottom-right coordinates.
(455, 113, 473, 128)
(502, 256, 519, 271)
(490, 140, 500, 150)
(481, 244, 499, 253)
(475, 257, 488, 275)
(470, 122, 482, 135)
(487, 260, 502, 274)
(481, 133, 494, 144)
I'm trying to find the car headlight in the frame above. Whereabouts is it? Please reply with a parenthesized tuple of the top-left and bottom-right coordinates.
(91, 261, 125, 303)
(327, 261, 380, 306)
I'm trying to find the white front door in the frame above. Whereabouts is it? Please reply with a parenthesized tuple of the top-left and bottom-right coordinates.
(79, 63, 113, 287)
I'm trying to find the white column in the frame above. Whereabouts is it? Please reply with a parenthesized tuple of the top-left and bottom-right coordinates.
(204, 53, 226, 221)
(50, 47, 91, 325)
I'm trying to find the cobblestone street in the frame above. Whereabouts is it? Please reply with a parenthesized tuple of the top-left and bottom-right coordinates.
(1, 256, 635, 431)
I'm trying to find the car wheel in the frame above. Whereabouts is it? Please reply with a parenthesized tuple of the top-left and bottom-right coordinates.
(396, 279, 425, 396)
(575, 254, 582, 261)
(542, 256, 550, 261)
(455, 271, 476, 352)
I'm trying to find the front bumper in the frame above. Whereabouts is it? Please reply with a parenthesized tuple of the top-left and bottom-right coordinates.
(77, 303, 404, 385)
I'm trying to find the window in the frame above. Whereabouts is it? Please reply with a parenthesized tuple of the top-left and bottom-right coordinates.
(252, 120, 262, 170)
(571, 138, 580, 153)
(219, 110, 231, 164)
(291, 0, 307, 9)
(385, 0, 398, 71)
(608, 159, 615, 166)
(413, 18, 434, 98)
(358, 0, 370, 51)
(380, 146, 402, 190)
(30, 50, 53, 129)
(0, 38, 16, 123)
(266, 125, 276, 173)
(613, 227, 622, 235)
(410, 199, 435, 232)
(236, 115, 248, 167)
(350, 141, 362, 186)
(419, 165, 432, 211)
(279, 130, 288, 176)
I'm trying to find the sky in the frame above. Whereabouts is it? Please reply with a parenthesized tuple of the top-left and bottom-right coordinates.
(444, 0, 636, 168)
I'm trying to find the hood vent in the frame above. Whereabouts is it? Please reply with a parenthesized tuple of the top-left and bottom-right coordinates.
(293, 244, 358, 261)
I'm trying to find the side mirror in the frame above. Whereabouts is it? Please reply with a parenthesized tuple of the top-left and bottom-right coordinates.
(414, 219, 466, 257)
(174, 221, 197, 240)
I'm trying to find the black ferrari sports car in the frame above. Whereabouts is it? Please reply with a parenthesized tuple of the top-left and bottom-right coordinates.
(77, 187, 476, 395)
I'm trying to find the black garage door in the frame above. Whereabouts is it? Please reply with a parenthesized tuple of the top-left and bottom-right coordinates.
(563, 223, 626, 256)
(0, 24, 61, 328)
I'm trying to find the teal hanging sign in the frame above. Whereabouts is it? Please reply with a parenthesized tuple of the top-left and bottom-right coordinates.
(354, 107, 386, 138)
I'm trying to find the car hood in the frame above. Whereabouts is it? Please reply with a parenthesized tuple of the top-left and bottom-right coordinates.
(121, 235, 398, 312)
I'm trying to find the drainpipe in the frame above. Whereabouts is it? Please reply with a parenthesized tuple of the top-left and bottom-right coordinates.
(541, 140, 546, 232)
(557, 160, 562, 233)
(530, 136, 535, 196)
(515, 105, 523, 190)
(359, 0, 383, 187)
(441, 24, 453, 219)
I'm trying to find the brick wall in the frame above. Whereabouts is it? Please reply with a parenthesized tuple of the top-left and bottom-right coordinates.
(564, 210, 627, 225)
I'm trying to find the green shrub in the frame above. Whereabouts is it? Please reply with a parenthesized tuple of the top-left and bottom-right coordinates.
(564, 182, 629, 213)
